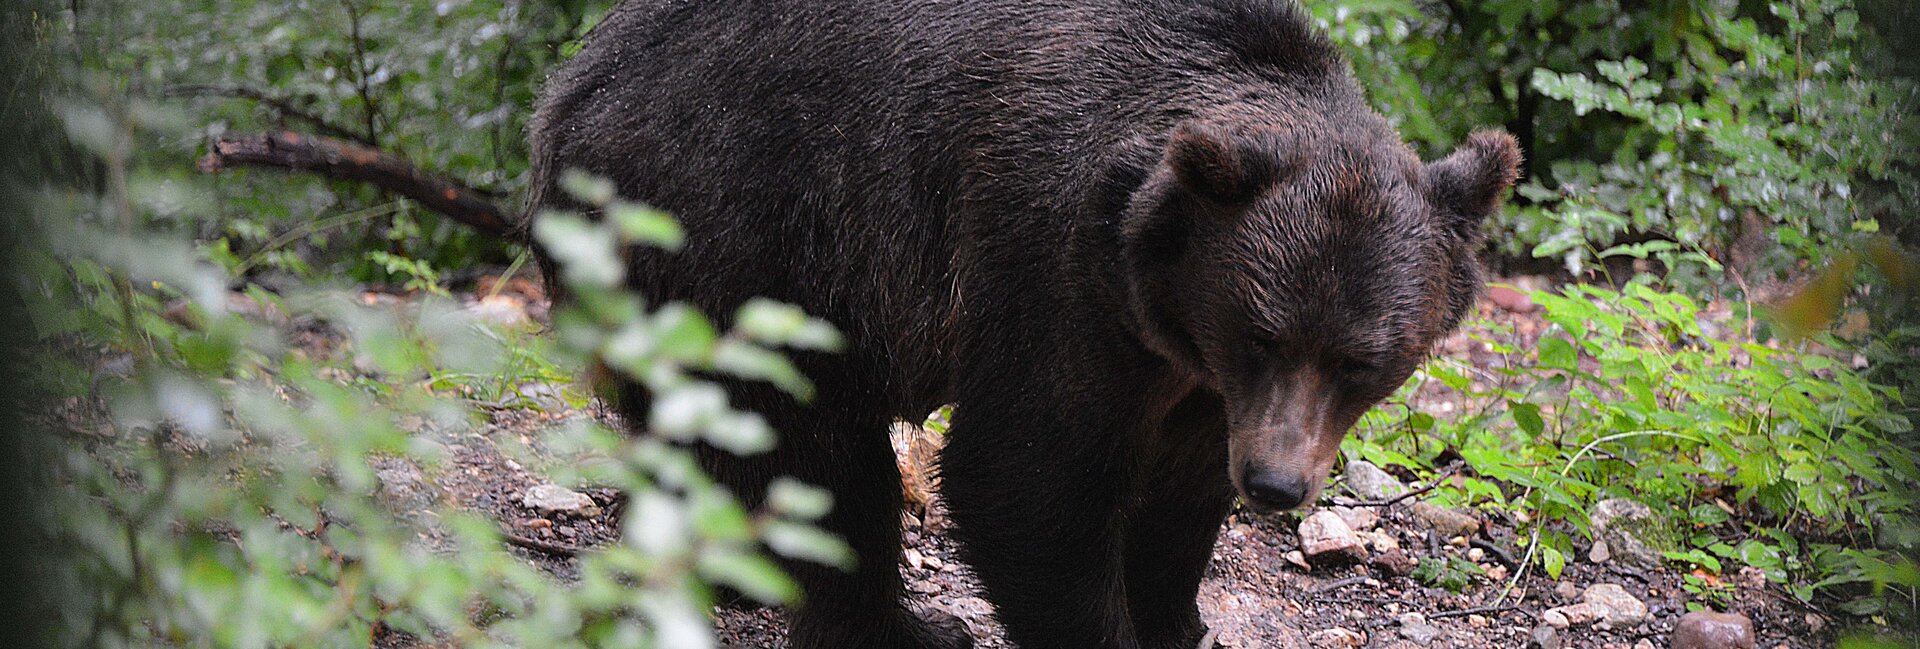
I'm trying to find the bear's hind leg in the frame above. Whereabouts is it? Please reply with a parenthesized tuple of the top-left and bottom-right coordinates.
(778, 415, 972, 649)
(692, 378, 970, 649)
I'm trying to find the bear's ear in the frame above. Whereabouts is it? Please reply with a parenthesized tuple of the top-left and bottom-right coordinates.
(1165, 121, 1278, 203)
(1424, 130, 1522, 230)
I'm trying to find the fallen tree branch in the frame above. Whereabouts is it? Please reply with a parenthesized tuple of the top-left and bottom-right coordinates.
(501, 532, 585, 557)
(163, 85, 373, 146)
(200, 131, 516, 239)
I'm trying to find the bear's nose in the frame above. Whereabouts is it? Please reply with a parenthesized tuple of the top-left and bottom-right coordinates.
(1243, 468, 1310, 512)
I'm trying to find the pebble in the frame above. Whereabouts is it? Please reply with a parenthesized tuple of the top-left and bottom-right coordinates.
(522, 484, 603, 518)
(1397, 613, 1440, 646)
(1343, 460, 1408, 500)
(1672, 610, 1756, 649)
(1299, 510, 1368, 562)
(1554, 581, 1581, 602)
(1284, 550, 1311, 570)
(1541, 583, 1649, 630)
(1589, 498, 1668, 568)
(1413, 502, 1481, 537)
(1306, 627, 1366, 648)
(1329, 505, 1379, 531)
(1371, 548, 1417, 576)
(1527, 623, 1562, 649)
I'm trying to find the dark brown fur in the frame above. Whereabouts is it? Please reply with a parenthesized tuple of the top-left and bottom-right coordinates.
(527, 2, 1518, 647)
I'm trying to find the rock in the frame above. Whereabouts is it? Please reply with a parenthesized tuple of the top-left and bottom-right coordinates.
(1299, 511, 1368, 562)
(1306, 627, 1365, 648)
(466, 293, 530, 327)
(1542, 584, 1649, 630)
(1343, 460, 1407, 500)
(1554, 581, 1581, 602)
(522, 484, 602, 518)
(1284, 550, 1311, 570)
(1329, 505, 1379, 531)
(1589, 498, 1670, 568)
(1359, 530, 1399, 552)
(1371, 548, 1417, 576)
(1527, 623, 1562, 649)
(372, 458, 436, 512)
(1672, 610, 1756, 649)
(1589, 537, 1614, 563)
(1410, 502, 1480, 537)
(1397, 613, 1440, 646)
(1488, 285, 1539, 313)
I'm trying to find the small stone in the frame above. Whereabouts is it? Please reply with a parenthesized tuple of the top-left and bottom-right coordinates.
(1344, 460, 1408, 500)
(1330, 505, 1380, 531)
(1634, 641, 1656, 649)
(1411, 502, 1480, 537)
(1284, 550, 1311, 570)
(1672, 610, 1756, 649)
(1398, 613, 1440, 646)
(522, 484, 603, 518)
(372, 458, 436, 512)
(1299, 510, 1368, 562)
(1542, 583, 1649, 630)
(1467, 614, 1488, 628)
(1554, 581, 1581, 602)
(1467, 547, 1485, 562)
(924, 554, 945, 571)
(904, 547, 927, 570)
(1306, 627, 1366, 648)
(1589, 537, 1613, 563)
(1589, 498, 1670, 568)
(1528, 623, 1562, 649)
(1361, 530, 1400, 552)
(1488, 285, 1539, 313)
(1371, 548, 1417, 576)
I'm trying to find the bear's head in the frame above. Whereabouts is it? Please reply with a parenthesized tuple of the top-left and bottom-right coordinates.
(1120, 121, 1520, 513)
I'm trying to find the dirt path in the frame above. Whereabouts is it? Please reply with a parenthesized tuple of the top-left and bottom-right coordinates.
(381, 281, 1830, 648)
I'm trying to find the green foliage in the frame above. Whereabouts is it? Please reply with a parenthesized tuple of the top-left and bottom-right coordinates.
(1348, 279, 1919, 622)
(1312, 0, 1917, 283)
(1412, 556, 1486, 593)
(27, 94, 841, 648)
(73, 0, 617, 286)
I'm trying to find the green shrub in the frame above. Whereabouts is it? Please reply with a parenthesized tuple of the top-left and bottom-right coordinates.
(1348, 278, 1918, 620)
(27, 94, 841, 648)
(1313, 0, 1917, 282)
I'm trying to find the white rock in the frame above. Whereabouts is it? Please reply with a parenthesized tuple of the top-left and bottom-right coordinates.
(1540, 583, 1648, 630)
(1298, 510, 1368, 562)
(1343, 460, 1407, 500)
(1306, 627, 1365, 648)
(523, 484, 602, 518)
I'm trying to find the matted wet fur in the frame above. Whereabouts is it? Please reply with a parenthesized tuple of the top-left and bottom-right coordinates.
(526, 1, 1518, 647)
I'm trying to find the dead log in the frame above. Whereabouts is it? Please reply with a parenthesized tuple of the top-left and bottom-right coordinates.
(199, 131, 516, 240)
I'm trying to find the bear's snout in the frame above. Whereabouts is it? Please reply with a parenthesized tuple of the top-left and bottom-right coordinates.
(1240, 466, 1312, 512)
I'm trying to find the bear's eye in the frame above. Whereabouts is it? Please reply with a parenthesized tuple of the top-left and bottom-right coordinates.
(1248, 338, 1283, 359)
(1333, 357, 1381, 383)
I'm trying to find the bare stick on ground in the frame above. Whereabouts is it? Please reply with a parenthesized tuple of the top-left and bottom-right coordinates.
(199, 131, 515, 239)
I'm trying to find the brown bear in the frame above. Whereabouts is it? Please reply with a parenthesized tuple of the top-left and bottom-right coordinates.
(526, 1, 1519, 648)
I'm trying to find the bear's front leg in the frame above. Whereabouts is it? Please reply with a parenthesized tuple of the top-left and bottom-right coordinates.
(1122, 392, 1235, 649)
(939, 335, 1187, 649)
(940, 401, 1138, 649)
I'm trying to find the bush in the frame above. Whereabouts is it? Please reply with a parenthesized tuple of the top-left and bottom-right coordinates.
(25, 94, 843, 648)
(1347, 278, 1919, 621)
(1312, 0, 1917, 284)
